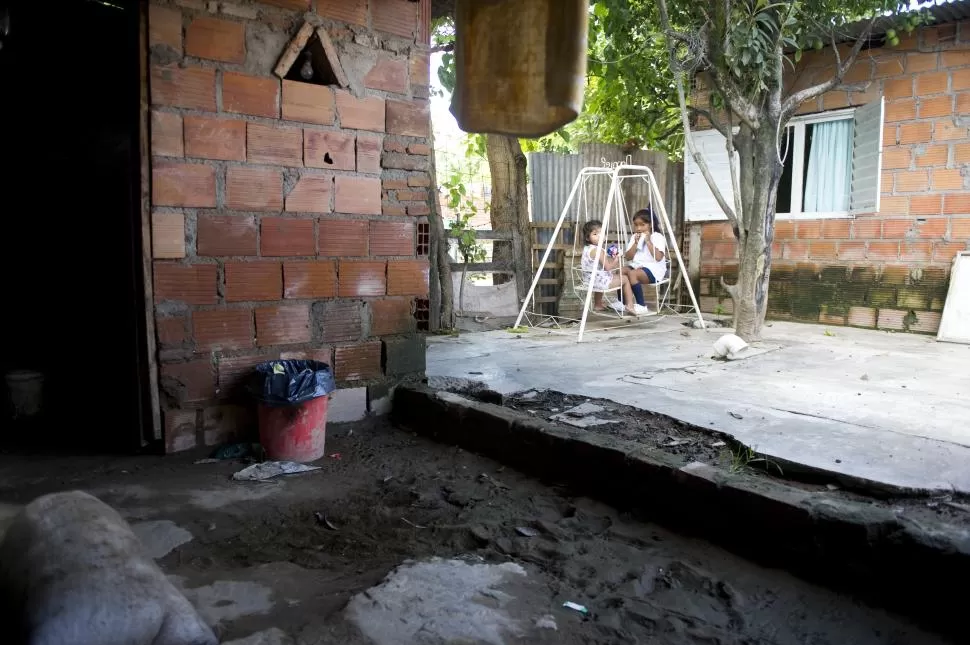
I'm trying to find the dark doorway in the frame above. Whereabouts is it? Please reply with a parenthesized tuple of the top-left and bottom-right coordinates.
(0, 0, 150, 453)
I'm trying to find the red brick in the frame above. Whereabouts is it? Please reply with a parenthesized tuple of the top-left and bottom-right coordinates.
(161, 360, 216, 404)
(882, 219, 915, 239)
(809, 241, 837, 259)
(910, 311, 942, 334)
(261, 217, 316, 256)
(898, 122, 932, 145)
(851, 219, 881, 239)
(881, 147, 911, 170)
(334, 342, 382, 381)
(357, 135, 382, 174)
(284, 260, 337, 298)
(406, 203, 430, 216)
(305, 130, 355, 170)
(952, 217, 970, 238)
(874, 57, 904, 79)
(916, 71, 949, 95)
(795, 220, 821, 239)
(935, 121, 970, 142)
(837, 241, 866, 260)
(915, 144, 948, 168)
(216, 354, 264, 397)
(920, 95, 953, 119)
(408, 174, 431, 188)
(932, 169, 965, 191)
(880, 195, 909, 215)
(910, 195, 944, 217)
(153, 162, 216, 208)
(886, 99, 916, 122)
(934, 242, 970, 262)
(364, 55, 409, 95)
(339, 260, 387, 296)
(335, 90, 385, 132)
(945, 194, 970, 215)
(248, 123, 303, 166)
(899, 241, 932, 261)
(954, 68, 970, 91)
(282, 80, 335, 125)
(820, 220, 851, 239)
(384, 139, 407, 154)
(823, 91, 850, 111)
(410, 51, 430, 87)
(383, 178, 409, 190)
(383, 203, 407, 216)
(883, 78, 913, 99)
(223, 72, 279, 118)
(317, 0, 366, 25)
(711, 242, 736, 259)
(152, 212, 185, 259)
(867, 241, 900, 261)
(197, 215, 257, 257)
(881, 170, 895, 194)
(319, 300, 363, 342)
(334, 176, 381, 215)
(193, 308, 254, 351)
(943, 50, 970, 68)
(847, 306, 877, 328)
(258, 0, 311, 9)
(157, 315, 188, 347)
(151, 66, 216, 111)
(396, 190, 427, 201)
(407, 143, 431, 156)
(370, 221, 414, 256)
(957, 92, 970, 115)
(386, 99, 429, 137)
(183, 116, 245, 161)
(372, 0, 417, 38)
(186, 17, 245, 64)
(370, 298, 413, 336)
(877, 309, 906, 331)
(894, 170, 929, 192)
(225, 262, 283, 302)
(319, 219, 368, 256)
(149, 5, 182, 54)
(905, 52, 938, 74)
(387, 259, 428, 296)
(154, 263, 218, 305)
(152, 111, 183, 157)
(226, 167, 282, 211)
(702, 222, 730, 240)
(255, 304, 311, 346)
(286, 175, 332, 213)
(202, 404, 251, 447)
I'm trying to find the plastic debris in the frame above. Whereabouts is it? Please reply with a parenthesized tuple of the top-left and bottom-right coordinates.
(562, 601, 588, 614)
(729, 412, 744, 420)
(515, 526, 540, 537)
(535, 615, 558, 630)
(232, 461, 321, 481)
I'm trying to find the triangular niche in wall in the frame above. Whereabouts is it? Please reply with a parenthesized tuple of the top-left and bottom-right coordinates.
(274, 21, 349, 88)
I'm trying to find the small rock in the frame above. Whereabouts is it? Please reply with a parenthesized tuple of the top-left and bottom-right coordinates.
(835, 459, 842, 464)
(469, 525, 491, 545)
(826, 484, 839, 491)
(515, 526, 540, 538)
(861, 374, 870, 381)
(729, 412, 743, 420)
(711, 441, 727, 448)
(535, 615, 558, 630)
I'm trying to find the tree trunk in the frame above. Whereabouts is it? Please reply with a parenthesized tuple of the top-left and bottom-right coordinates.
(732, 125, 783, 341)
(427, 131, 454, 329)
(486, 134, 531, 299)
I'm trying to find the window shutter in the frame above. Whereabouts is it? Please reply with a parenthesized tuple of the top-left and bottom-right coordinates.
(849, 97, 885, 214)
(684, 130, 736, 222)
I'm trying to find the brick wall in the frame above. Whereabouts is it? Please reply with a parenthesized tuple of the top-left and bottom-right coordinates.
(148, 0, 432, 452)
(693, 21, 970, 334)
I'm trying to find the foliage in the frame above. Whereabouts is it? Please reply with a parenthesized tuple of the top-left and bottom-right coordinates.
(442, 173, 487, 267)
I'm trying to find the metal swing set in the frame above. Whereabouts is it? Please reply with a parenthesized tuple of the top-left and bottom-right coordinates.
(514, 162, 706, 342)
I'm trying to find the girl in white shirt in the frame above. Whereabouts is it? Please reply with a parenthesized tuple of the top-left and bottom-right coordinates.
(622, 209, 667, 308)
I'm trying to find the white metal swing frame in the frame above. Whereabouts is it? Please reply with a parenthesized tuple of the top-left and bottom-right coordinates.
(515, 164, 706, 342)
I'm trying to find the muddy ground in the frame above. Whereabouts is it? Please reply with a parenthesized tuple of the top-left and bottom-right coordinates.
(0, 419, 955, 644)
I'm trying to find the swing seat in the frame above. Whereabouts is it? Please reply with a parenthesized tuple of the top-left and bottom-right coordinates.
(571, 264, 626, 317)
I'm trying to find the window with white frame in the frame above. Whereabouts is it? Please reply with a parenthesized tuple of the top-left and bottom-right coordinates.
(684, 98, 884, 222)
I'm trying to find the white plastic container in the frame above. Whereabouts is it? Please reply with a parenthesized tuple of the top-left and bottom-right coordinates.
(5, 370, 44, 419)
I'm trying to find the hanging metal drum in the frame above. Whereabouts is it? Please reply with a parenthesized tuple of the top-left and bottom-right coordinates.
(450, 0, 588, 138)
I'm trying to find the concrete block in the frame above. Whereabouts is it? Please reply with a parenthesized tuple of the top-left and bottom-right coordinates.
(384, 335, 426, 377)
(328, 387, 367, 423)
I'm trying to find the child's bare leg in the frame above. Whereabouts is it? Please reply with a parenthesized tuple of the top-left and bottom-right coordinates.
(621, 276, 637, 313)
(593, 292, 604, 309)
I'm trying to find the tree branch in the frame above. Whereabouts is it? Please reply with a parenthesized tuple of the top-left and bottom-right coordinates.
(658, 0, 739, 230)
(430, 43, 454, 54)
(782, 18, 875, 119)
(689, 106, 729, 139)
(706, 70, 761, 130)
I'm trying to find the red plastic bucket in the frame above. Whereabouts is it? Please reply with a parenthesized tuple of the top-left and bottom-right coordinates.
(257, 395, 328, 463)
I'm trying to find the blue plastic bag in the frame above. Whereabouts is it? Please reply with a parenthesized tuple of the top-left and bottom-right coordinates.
(251, 360, 335, 406)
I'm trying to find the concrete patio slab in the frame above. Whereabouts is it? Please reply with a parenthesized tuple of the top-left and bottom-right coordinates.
(426, 318, 970, 494)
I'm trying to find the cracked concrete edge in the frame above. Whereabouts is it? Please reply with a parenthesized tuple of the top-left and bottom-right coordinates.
(392, 385, 970, 643)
